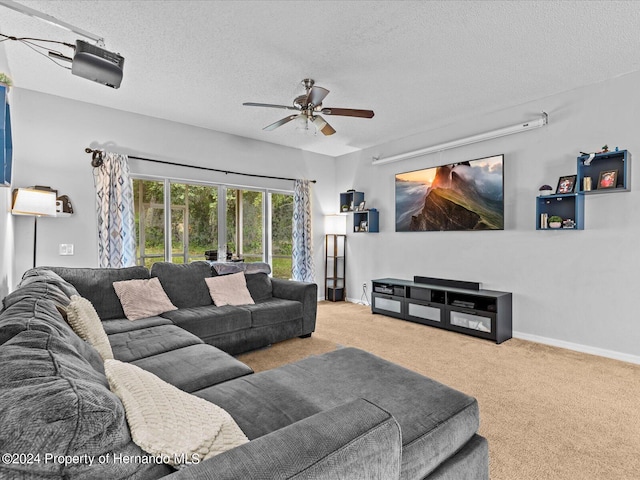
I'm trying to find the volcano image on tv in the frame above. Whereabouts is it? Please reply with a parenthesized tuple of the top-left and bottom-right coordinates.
(395, 154, 504, 232)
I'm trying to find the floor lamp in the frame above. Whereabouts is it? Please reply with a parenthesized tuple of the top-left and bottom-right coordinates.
(11, 187, 57, 268)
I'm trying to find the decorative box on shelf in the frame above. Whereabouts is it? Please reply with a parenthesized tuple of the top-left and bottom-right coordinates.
(535, 150, 630, 231)
(353, 208, 379, 233)
(536, 194, 584, 230)
(338, 190, 380, 233)
(339, 190, 364, 212)
(577, 150, 630, 194)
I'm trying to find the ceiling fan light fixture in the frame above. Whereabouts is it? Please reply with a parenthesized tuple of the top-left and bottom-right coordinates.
(296, 115, 319, 135)
(244, 79, 374, 136)
(295, 115, 309, 132)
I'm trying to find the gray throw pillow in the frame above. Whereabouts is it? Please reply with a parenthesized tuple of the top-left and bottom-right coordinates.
(245, 272, 273, 303)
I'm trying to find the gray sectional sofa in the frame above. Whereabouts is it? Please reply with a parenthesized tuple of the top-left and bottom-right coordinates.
(0, 266, 489, 479)
(47, 261, 318, 355)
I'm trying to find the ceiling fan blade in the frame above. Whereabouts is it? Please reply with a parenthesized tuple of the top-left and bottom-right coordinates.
(263, 114, 299, 131)
(244, 102, 299, 111)
(311, 115, 336, 136)
(320, 107, 375, 118)
(306, 86, 329, 107)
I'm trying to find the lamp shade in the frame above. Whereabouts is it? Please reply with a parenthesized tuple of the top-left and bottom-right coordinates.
(11, 188, 57, 216)
(324, 214, 347, 235)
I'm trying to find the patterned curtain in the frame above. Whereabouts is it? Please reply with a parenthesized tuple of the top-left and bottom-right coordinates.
(291, 179, 315, 283)
(94, 152, 136, 268)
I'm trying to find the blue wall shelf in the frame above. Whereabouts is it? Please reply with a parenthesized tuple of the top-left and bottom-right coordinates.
(577, 150, 630, 194)
(536, 194, 584, 230)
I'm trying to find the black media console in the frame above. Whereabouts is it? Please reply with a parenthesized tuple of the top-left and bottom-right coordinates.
(371, 277, 512, 344)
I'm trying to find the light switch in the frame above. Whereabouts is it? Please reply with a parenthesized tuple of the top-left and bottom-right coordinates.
(59, 244, 74, 255)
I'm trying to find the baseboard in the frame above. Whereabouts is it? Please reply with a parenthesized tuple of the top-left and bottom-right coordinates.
(332, 301, 639, 365)
(347, 296, 370, 306)
(514, 331, 640, 365)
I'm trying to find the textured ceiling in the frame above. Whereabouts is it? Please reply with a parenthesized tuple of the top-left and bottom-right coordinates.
(1, 1, 640, 157)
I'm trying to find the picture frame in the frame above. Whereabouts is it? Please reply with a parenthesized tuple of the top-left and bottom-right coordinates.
(597, 169, 617, 189)
(555, 175, 577, 194)
(357, 201, 366, 211)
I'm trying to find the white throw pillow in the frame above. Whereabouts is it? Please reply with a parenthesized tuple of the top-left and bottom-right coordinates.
(65, 295, 114, 360)
(112, 278, 178, 321)
(205, 272, 255, 306)
(104, 359, 248, 467)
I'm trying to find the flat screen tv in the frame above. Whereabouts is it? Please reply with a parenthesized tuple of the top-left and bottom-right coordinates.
(395, 154, 504, 232)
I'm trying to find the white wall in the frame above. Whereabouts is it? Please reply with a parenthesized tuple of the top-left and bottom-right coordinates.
(337, 71, 640, 361)
(7, 72, 640, 361)
(10, 89, 336, 288)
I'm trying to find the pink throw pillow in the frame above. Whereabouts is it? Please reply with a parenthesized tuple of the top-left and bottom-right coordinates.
(205, 272, 255, 306)
(113, 277, 178, 321)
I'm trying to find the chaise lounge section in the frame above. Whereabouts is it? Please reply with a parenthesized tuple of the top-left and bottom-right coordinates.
(0, 267, 488, 479)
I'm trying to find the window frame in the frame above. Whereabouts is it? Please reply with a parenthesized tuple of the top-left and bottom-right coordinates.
(132, 174, 293, 273)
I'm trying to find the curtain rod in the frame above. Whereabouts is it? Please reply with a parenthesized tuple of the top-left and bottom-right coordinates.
(84, 148, 316, 183)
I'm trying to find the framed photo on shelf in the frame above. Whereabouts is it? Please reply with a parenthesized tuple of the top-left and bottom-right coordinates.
(597, 169, 617, 189)
(555, 175, 577, 194)
(357, 201, 366, 211)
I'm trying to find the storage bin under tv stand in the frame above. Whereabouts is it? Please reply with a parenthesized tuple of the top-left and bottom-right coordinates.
(371, 277, 512, 344)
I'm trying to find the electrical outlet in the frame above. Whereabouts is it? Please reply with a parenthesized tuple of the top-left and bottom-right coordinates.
(362, 282, 367, 289)
(59, 244, 74, 256)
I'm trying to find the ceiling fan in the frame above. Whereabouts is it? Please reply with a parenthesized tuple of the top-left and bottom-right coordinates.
(243, 79, 374, 136)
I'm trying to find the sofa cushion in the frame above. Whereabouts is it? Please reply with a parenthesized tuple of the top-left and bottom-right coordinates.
(104, 359, 249, 467)
(0, 295, 105, 374)
(0, 330, 171, 479)
(3, 268, 79, 310)
(23, 267, 81, 295)
(108, 324, 203, 362)
(132, 344, 253, 393)
(195, 347, 479, 480)
(65, 295, 114, 361)
(241, 298, 303, 327)
(245, 272, 273, 302)
(113, 277, 178, 320)
(150, 261, 213, 308)
(167, 399, 402, 480)
(102, 315, 173, 335)
(161, 306, 252, 338)
(205, 273, 255, 306)
(45, 266, 150, 320)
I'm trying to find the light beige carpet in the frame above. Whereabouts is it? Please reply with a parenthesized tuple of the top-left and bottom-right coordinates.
(238, 301, 640, 480)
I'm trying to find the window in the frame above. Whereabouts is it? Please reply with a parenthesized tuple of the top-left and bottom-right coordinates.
(271, 192, 293, 279)
(226, 189, 264, 263)
(133, 177, 291, 277)
(170, 183, 219, 264)
(133, 179, 165, 269)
